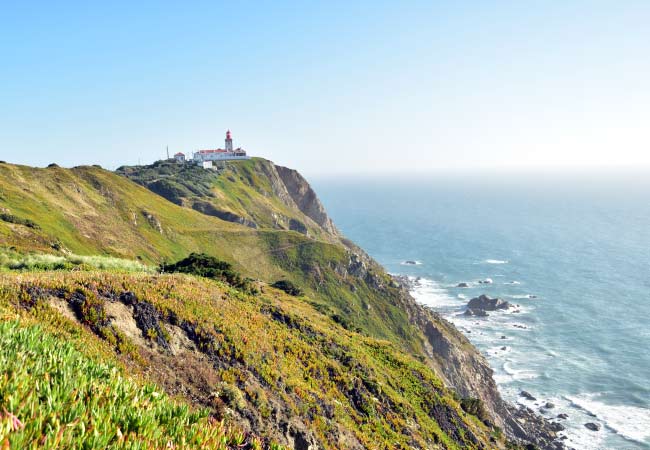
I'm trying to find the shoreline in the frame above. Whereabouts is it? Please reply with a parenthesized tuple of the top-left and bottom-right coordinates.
(395, 274, 650, 450)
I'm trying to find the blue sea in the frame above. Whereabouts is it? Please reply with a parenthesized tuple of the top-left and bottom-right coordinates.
(314, 170, 650, 450)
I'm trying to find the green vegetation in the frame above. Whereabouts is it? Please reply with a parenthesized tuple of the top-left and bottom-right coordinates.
(0, 320, 277, 449)
(161, 252, 254, 293)
(270, 279, 303, 296)
(0, 159, 521, 448)
(0, 249, 154, 273)
(0, 212, 39, 229)
(0, 271, 500, 449)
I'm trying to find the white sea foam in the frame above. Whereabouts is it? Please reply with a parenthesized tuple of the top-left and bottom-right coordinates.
(409, 277, 458, 309)
(566, 394, 650, 445)
(484, 259, 508, 264)
(502, 361, 539, 381)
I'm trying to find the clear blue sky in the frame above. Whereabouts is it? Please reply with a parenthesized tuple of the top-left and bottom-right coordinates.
(1, 1, 649, 175)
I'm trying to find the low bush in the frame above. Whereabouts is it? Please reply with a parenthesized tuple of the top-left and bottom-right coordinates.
(271, 279, 303, 296)
(0, 213, 40, 229)
(161, 253, 255, 293)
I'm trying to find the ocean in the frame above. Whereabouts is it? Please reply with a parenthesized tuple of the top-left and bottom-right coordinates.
(313, 170, 650, 450)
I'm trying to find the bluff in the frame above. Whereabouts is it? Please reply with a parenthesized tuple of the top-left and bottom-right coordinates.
(0, 159, 559, 449)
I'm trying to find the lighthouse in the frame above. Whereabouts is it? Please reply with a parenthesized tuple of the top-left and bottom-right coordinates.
(225, 130, 233, 152)
(193, 129, 249, 165)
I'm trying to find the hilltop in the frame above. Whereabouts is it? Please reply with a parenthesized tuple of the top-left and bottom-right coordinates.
(0, 159, 560, 449)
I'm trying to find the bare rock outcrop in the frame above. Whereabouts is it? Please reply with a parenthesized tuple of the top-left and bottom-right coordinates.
(274, 165, 339, 237)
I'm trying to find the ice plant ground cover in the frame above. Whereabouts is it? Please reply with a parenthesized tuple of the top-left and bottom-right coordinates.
(0, 319, 278, 449)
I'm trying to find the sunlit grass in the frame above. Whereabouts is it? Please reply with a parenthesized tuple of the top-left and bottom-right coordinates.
(0, 250, 154, 273)
(0, 271, 495, 450)
(0, 320, 271, 449)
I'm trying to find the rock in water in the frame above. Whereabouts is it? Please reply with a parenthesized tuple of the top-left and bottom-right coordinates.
(467, 294, 510, 311)
(403, 260, 417, 265)
(478, 278, 493, 284)
(520, 391, 537, 401)
(464, 308, 489, 317)
(457, 282, 469, 288)
(584, 422, 601, 431)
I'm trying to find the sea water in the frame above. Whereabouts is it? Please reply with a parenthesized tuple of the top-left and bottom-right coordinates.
(313, 170, 650, 450)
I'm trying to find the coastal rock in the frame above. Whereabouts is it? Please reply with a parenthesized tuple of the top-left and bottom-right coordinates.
(520, 391, 537, 401)
(478, 278, 493, 284)
(464, 308, 489, 317)
(457, 282, 469, 288)
(403, 260, 418, 265)
(274, 164, 339, 236)
(584, 422, 601, 431)
(557, 413, 568, 420)
(467, 294, 510, 311)
(545, 402, 555, 409)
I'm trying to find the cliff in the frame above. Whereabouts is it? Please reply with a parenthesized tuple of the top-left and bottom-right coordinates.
(0, 158, 559, 449)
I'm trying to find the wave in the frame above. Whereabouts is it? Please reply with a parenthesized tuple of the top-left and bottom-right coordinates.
(502, 361, 539, 381)
(565, 394, 650, 445)
(484, 259, 508, 264)
(409, 277, 459, 309)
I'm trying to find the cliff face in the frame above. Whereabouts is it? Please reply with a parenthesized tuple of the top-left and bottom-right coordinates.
(273, 165, 339, 237)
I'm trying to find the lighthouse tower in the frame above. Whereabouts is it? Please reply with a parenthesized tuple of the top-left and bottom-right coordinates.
(225, 130, 233, 152)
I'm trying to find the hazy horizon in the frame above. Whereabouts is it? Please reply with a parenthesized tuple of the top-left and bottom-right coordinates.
(2, 2, 649, 176)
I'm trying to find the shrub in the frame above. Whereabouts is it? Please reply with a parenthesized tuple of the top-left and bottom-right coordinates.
(0, 213, 40, 229)
(460, 397, 489, 422)
(271, 279, 303, 296)
(161, 253, 253, 293)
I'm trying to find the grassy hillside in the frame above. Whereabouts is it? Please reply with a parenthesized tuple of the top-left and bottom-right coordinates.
(0, 161, 424, 351)
(116, 158, 334, 240)
(0, 160, 554, 448)
(0, 271, 503, 449)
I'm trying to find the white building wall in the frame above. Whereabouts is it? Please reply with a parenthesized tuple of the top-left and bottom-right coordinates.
(193, 153, 250, 163)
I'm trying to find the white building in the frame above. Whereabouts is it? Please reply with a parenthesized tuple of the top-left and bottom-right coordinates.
(173, 152, 185, 163)
(193, 130, 249, 164)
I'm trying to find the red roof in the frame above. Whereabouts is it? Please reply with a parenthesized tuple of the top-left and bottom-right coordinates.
(174, 152, 185, 156)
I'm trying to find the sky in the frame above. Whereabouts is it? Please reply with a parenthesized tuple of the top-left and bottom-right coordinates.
(1, 1, 649, 176)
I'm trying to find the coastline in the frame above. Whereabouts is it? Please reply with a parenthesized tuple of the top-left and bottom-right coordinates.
(397, 274, 650, 450)
(391, 274, 566, 450)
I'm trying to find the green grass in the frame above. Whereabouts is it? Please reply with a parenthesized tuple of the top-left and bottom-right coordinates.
(0, 320, 273, 449)
(0, 250, 154, 273)
(0, 271, 499, 450)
